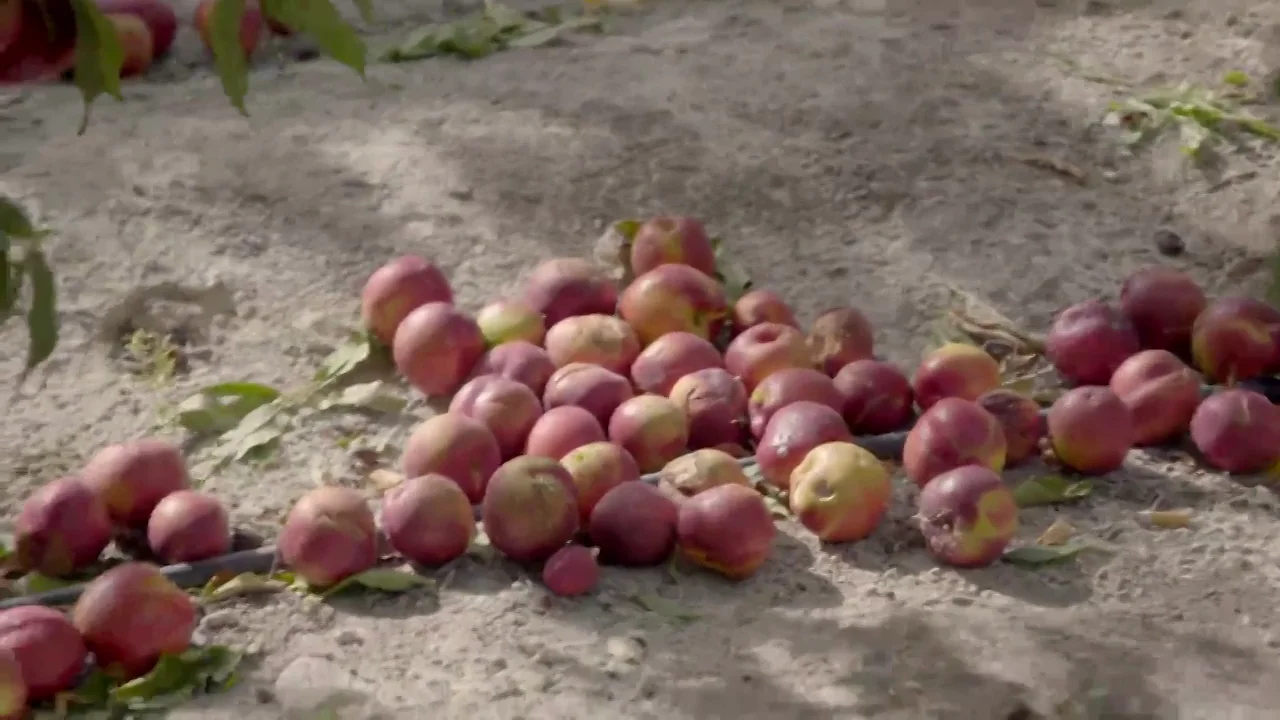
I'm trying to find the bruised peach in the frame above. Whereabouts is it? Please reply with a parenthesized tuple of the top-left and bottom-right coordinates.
(542, 362, 634, 426)
(630, 215, 717, 277)
(587, 481, 679, 566)
(471, 341, 556, 396)
(912, 343, 1001, 410)
(360, 255, 453, 346)
(1189, 389, 1280, 474)
(525, 405, 607, 460)
(1190, 297, 1280, 384)
(541, 545, 600, 597)
(544, 314, 641, 374)
(913, 466, 1018, 568)
(1046, 300, 1140, 386)
(608, 395, 689, 473)
(481, 456, 579, 563)
(974, 389, 1043, 467)
(630, 331, 723, 396)
(668, 367, 749, 449)
(98, 0, 179, 58)
(81, 437, 189, 528)
(756, 401, 854, 490)
(747, 367, 841, 440)
(401, 413, 501, 503)
(0, 647, 23, 720)
(618, 264, 729, 346)
(1047, 387, 1134, 475)
(107, 14, 153, 77)
(72, 562, 197, 680)
(902, 398, 1006, 487)
(807, 307, 875, 376)
(278, 486, 378, 588)
(658, 448, 750, 496)
(392, 302, 485, 397)
(724, 322, 811, 392)
(833, 359, 915, 435)
(14, 477, 111, 577)
(475, 300, 545, 348)
(381, 474, 476, 566)
(194, 0, 262, 57)
(0, 606, 86, 701)
(1109, 349, 1202, 446)
(146, 490, 231, 564)
(789, 442, 892, 543)
(677, 483, 775, 580)
(522, 258, 619, 327)
(732, 289, 798, 331)
(1119, 266, 1207, 353)
(560, 442, 641, 523)
(449, 374, 543, 459)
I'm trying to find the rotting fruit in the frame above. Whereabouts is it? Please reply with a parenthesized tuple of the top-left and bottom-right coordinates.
(789, 442, 892, 544)
(755, 400, 854, 490)
(658, 447, 750, 497)
(975, 389, 1044, 467)
(902, 397, 1006, 487)
(1189, 389, 1280, 474)
(278, 486, 379, 588)
(668, 367, 749, 450)
(912, 342, 1001, 411)
(806, 306, 875, 377)
(677, 483, 776, 580)
(913, 465, 1018, 568)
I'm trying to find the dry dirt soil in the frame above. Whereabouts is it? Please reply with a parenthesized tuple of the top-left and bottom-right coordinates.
(3, 0, 1280, 717)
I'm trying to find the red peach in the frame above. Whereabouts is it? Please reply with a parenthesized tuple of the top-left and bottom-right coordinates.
(1190, 297, 1280, 384)
(1119, 266, 1207, 354)
(544, 314, 641, 375)
(724, 322, 811, 392)
(107, 14, 153, 77)
(0, 606, 86, 701)
(560, 441, 641, 523)
(0, 647, 23, 720)
(14, 477, 112, 577)
(81, 437, 189, 528)
(1189, 389, 1280, 474)
(0, 0, 76, 84)
(1047, 386, 1134, 474)
(400, 413, 502, 503)
(807, 306, 875, 376)
(98, 0, 179, 58)
(789, 442, 892, 543)
(607, 395, 689, 473)
(658, 447, 750, 496)
(359, 255, 453, 346)
(630, 331, 723, 396)
(618, 264, 729, 346)
(380, 474, 476, 566)
(667, 367, 749, 449)
(676, 483, 775, 580)
(756, 401, 854, 490)
(630, 215, 717, 277)
(542, 362, 634, 426)
(0, 0, 19, 53)
(193, 0, 262, 57)
(481, 456, 579, 563)
(72, 562, 197, 680)
(522, 258, 619, 328)
(475, 300, 545, 348)
(471, 341, 556, 396)
(833, 359, 915, 435)
(524, 405, 607, 460)
(449, 374, 543, 460)
(541, 545, 600, 597)
(1045, 300, 1140, 386)
(902, 397, 1006, 487)
(732, 289, 798, 331)
(913, 465, 1018, 568)
(392, 302, 485, 397)
(747, 367, 841, 440)
(278, 486, 378, 588)
(1109, 349, 1203, 446)
(713, 442, 750, 458)
(587, 481, 679, 566)
(145, 490, 231, 564)
(975, 389, 1044, 467)
(912, 343, 1001, 410)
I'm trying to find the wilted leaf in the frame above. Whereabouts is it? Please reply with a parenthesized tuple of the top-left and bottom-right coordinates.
(177, 382, 282, 435)
(1002, 543, 1091, 567)
(1013, 475, 1092, 507)
(19, 248, 58, 383)
(208, 0, 252, 114)
(1223, 70, 1250, 88)
(367, 468, 405, 493)
(1137, 508, 1193, 529)
(632, 593, 700, 622)
(15, 572, 76, 595)
(0, 198, 44, 240)
(262, 0, 367, 75)
(315, 333, 375, 384)
(506, 14, 602, 47)
(201, 572, 288, 601)
(69, 0, 125, 134)
(216, 402, 286, 461)
(317, 381, 407, 414)
(111, 645, 243, 710)
(612, 219, 642, 241)
(321, 567, 434, 597)
(1035, 519, 1076, 546)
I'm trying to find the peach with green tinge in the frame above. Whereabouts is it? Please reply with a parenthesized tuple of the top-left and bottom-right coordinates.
(560, 441, 641, 522)
(677, 483, 775, 580)
(902, 397, 1006, 487)
(789, 442, 892, 543)
(544, 314, 641, 375)
(400, 413, 502, 503)
(72, 562, 198, 680)
(607, 395, 689, 473)
(618, 264, 729, 346)
(914, 465, 1018, 568)
(1190, 297, 1280, 383)
(629, 216, 717, 277)
(278, 486, 379, 588)
(911, 342, 1001, 410)
(1047, 386, 1134, 475)
(475, 300, 545, 348)
(724, 322, 812, 392)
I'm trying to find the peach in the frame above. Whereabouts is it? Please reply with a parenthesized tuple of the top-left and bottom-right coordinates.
(193, 0, 262, 58)
(359, 255, 453, 346)
(747, 367, 841, 440)
(481, 456, 579, 563)
(400, 413, 502, 503)
(975, 389, 1044, 467)
(471, 341, 556, 396)
(807, 306, 875, 376)
(98, 0, 179, 58)
(658, 448, 750, 497)
(833, 359, 915, 435)
(902, 398, 1006, 487)
(544, 314, 641, 375)
(913, 465, 1018, 568)
(629, 215, 717, 277)
(587, 481, 679, 566)
(0, 647, 23, 720)
(14, 477, 111, 577)
(630, 331, 723, 396)
(542, 362, 634, 426)
(618, 264, 730, 346)
(724, 322, 811, 392)
(676, 483, 775, 580)
(1119, 266, 1207, 354)
(0, 606, 85, 702)
(524, 405, 606, 460)
(541, 545, 600, 597)
(713, 442, 750, 458)
(1109, 349, 1203, 446)
(1045, 300, 1140, 386)
(392, 302, 485, 397)
(449, 374, 543, 459)
(107, 14, 153, 77)
(475, 299, 545, 348)
(607, 395, 689, 473)
(0, 0, 76, 84)
(380, 474, 476, 566)
(1046, 386, 1134, 475)
(789, 442, 892, 543)
(1190, 297, 1280, 384)
(912, 343, 1001, 410)
(668, 367, 749, 449)
(72, 562, 197, 680)
(732, 289, 798, 331)
(278, 486, 378, 588)
(1189, 389, 1280, 474)
(560, 441, 641, 523)
(522, 258, 619, 327)
(0, 0, 18, 54)
(756, 401, 854, 490)
(145, 490, 231, 564)
(81, 437, 189, 528)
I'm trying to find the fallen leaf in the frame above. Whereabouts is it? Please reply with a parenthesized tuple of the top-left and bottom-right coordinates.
(110, 645, 242, 710)
(1036, 519, 1077, 546)
(317, 381, 407, 414)
(176, 382, 282, 435)
(1137, 508, 1192, 529)
(632, 593, 700, 622)
(367, 468, 405, 493)
(201, 572, 287, 601)
(1015, 153, 1087, 184)
(314, 332, 376, 384)
(1002, 542, 1092, 567)
(15, 571, 76, 595)
(1013, 475, 1093, 507)
(321, 567, 434, 597)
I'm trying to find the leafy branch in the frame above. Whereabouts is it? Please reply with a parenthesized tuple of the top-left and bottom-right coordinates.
(0, 198, 58, 384)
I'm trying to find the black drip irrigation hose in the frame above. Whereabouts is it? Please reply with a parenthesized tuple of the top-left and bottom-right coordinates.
(4, 378, 1276, 612)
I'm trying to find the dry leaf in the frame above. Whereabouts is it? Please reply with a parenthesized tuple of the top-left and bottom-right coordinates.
(367, 468, 405, 493)
(1036, 519, 1077, 546)
(1138, 508, 1193, 529)
(1015, 153, 1087, 184)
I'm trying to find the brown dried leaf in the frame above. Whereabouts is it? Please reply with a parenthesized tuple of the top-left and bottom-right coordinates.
(1036, 519, 1077, 546)
(1015, 153, 1088, 184)
(367, 468, 405, 493)
(1138, 508, 1193, 529)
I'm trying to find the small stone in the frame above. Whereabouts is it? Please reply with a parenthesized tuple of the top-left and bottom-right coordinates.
(200, 609, 240, 631)
(273, 656, 372, 713)
(1153, 229, 1184, 256)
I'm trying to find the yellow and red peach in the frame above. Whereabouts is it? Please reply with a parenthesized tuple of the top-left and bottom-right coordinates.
(544, 314, 641, 375)
(676, 483, 775, 580)
(630, 331, 723, 396)
(481, 456, 579, 563)
(522, 258, 619, 328)
(833, 359, 915, 435)
(975, 389, 1044, 467)
(913, 465, 1018, 568)
(658, 447, 750, 497)
(392, 302, 485, 397)
(99, 0, 179, 58)
(756, 401, 854, 490)
(72, 562, 197, 680)
(667, 367, 749, 449)
(789, 442, 891, 543)
(542, 362, 634, 426)
(471, 341, 556, 396)
(449, 374, 543, 460)
(475, 300, 545, 348)
(618, 264, 729, 346)
(1045, 300, 1141, 386)
(747, 367, 841, 440)
(0, 605, 86, 702)
(145, 490, 231, 564)
(380, 474, 476, 566)
(1190, 297, 1280, 383)
(81, 437, 189, 528)
(912, 343, 1001, 410)
(278, 486, 378, 588)
(807, 306, 875, 377)
(14, 477, 111, 577)
(1189, 389, 1280, 474)
(400, 413, 502, 503)
(630, 215, 717, 277)
(360, 255, 453, 346)
(724, 322, 811, 391)
(731, 289, 798, 331)
(607, 395, 689, 473)
(587, 481, 680, 566)
(1047, 386, 1135, 474)
(524, 405, 607, 460)
(541, 545, 600, 597)
(193, 0, 262, 57)
(107, 14, 153, 78)
(560, 441, 641, 523)
(1108, 349, 1202, 446)
(902, 397, 1006, 487)
(1119, 266, 1207, 354)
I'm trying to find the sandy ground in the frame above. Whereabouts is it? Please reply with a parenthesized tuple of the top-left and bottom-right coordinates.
(3, 0, 1280, 717)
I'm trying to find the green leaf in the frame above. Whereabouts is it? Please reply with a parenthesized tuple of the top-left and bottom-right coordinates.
(262, 0, 367, 75)
(69, 0, 125, 135)
(316, 380, 406, 414)
(19, 248, 58, 383)
(506, 15, 602, 48)
(320, 567, 434, 597)
(15, 572, 77, 594)
(349, 0, 374, 23)
(1222, 70, 1250, 88)
(217, 402, 286, 461)
(0, 198, 45, 240)
(201, 571, 289, 601)
(176, 382, 282, 435)
(111, 645, 243, 709)
(612, 219, 642, 241)
(1012, 475, 1092, 508)
(208, 0, 252, 115)
(1002, 543, 1091, 567)
(315, 333, 375, 383)
(631, 593, 700, 622)
(0, 537, 9, 563)
(709, 237, 753, 303)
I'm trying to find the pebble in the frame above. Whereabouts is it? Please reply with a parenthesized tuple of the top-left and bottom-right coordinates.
(1152, 229, 1185, 256)
(273, 656, 373, 714)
